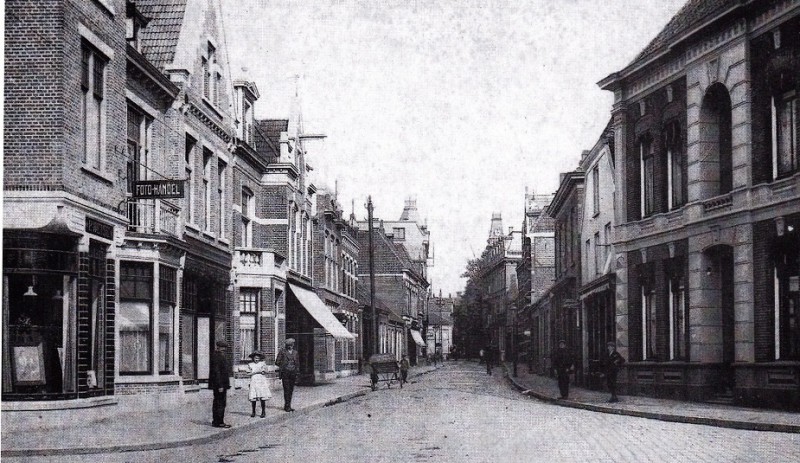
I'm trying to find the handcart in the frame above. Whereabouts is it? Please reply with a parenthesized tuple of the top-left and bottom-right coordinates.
(368, 353, 402, 391)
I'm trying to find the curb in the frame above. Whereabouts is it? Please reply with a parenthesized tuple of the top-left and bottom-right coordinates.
(2, 367, 438, 458)
(502, 368, 800, 434)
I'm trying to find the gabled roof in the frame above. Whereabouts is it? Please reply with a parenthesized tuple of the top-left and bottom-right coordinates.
(258, 119, 289, 146)
(137, 0, 188, 71)
(357, 285, 403, 323)
(253, 120, 281, 164)
(355, 227, 426, 283)
(631, 0, 732, 66)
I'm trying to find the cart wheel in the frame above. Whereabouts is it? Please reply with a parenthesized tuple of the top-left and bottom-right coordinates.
(400, 380, 403, 389)
(387, 382, 391, 389)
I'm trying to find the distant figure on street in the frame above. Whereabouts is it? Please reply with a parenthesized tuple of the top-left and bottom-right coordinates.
(399, 354, 410, 384)
(275, 338, 299, 412)
(209, 340, 232, 428)
(485, 345, 495, 375)
(551, 340, 574, 399)
(604, 341, 625, 403)
(247, 351, 271, 417)
(479, 348, 485, 365)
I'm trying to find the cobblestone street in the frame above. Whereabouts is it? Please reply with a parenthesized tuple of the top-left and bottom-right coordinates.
(13, 362, 797, 463)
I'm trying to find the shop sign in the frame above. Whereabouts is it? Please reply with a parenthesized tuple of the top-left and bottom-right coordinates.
(86, 217, 114, 240)
(132, 180, 185, 199)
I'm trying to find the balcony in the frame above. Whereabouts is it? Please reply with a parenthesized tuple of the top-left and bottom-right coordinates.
(126, 199, 181, 237)
(234, 248, 287, 284)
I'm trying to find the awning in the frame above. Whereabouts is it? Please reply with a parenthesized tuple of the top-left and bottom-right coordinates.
(410, 329, 425, 347)
(289, 284, 355, 340)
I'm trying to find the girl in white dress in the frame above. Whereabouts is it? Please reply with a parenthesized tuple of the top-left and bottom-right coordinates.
(247, 352, 271, 417)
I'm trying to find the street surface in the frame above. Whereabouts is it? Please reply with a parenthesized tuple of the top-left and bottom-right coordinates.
(12, 362, 800, 463)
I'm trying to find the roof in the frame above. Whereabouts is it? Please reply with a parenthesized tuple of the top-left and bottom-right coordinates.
(137, 0, 188, 71)
(356, 228, 426, 282)
(258, 119, 289, 146)
(631, 0, 732, 66)
(357, 285, 403, 323)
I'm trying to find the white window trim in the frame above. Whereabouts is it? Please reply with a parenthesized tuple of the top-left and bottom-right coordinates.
(78, 24, 115, 59)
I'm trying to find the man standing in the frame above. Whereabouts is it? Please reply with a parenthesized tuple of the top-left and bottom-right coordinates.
(485, 345, 494, 375)
(209, 340, 232, 428)
(275, 338, 299, 412)
(551, 340, 574, 399)
(604, 341, 625, 403)
(399, 354, 410, 384)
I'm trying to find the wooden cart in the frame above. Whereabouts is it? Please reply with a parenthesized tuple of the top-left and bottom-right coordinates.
(368, 353, 402, 390)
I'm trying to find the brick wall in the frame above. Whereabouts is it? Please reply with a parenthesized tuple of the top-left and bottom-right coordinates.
(752, 219, 774, 362)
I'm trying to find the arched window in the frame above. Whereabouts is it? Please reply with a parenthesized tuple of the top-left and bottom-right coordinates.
(698, 83, 733, 197)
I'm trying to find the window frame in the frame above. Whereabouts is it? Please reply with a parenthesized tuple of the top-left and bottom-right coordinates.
(119, 262, 154, 375)
(772, 90, 799, 180)
(639, 136, 655, 218)
(81, 42, 108, 171)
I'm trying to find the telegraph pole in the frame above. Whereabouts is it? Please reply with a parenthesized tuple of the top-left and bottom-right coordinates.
(367, 196, 378, 355)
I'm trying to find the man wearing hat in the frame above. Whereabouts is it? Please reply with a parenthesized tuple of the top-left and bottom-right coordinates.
(275, 337, 299, 412)
(551, 339, 574, 399)
(210, 340, 233, 427)
(603, 341, 625, 403)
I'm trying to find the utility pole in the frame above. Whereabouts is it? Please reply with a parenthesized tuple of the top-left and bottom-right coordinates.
(367, 196, 378, 355)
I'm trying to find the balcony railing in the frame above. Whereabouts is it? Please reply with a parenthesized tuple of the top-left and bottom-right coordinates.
(127, 199, 180, 237)
(702, 194, 732, 213)
(238, 249, 263, 268)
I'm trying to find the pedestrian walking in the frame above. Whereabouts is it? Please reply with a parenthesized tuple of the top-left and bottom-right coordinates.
(399, 354, 410, 384)
(247, 351, 271, 417)
(551, 340, 574, 399)
(604, 341, 625, 403)
(209, 340, 232, 428)
(479, 348, 485, 365)
(275, 338, 299, 412)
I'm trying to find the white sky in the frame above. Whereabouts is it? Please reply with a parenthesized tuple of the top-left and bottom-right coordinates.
(221, 0, 687, 296)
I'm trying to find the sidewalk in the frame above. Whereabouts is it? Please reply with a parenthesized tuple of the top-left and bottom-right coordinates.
(1, 365, 438, 457)
(501, 362, 800, 433)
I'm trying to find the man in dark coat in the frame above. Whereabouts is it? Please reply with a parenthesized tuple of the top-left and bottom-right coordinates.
(485, 345, 494, 375)
(275, 337, 299, 412)
(209, 340, 232, 428)
(551, 339, 574, 399)
(604, 341, 625, 402)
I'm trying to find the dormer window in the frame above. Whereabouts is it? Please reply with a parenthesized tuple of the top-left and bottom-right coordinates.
(126, 1, 149, 51)
(203, 42, 216, 103)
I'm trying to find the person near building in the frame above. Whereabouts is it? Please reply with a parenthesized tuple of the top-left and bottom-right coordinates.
(247, 351, 271, 417)
(604, 341, 625, 403)
(485, 345, 495, 375)
(275, 338, 299, 412)
(551, 340, 574, 399)
(210, 340, 233, 428)
(479, 348, 485, 364)
(399, 354, 410, 384)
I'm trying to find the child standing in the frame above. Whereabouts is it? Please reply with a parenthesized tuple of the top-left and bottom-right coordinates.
(399, 355, 410, 384)
(247, 351, 271, 417)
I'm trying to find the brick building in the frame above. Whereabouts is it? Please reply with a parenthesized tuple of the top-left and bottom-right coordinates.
(577, 124, 617, 389)
(599, 0, 800, 408)
(357, 221, 429, 364)
(547, 170, 586, 382)
(518, 191, 556, 374)
(310, 192, 361, 379)
(3, 0, 129, 404)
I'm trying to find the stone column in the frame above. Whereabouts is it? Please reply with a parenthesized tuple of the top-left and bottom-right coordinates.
(733, 224, 755, 362)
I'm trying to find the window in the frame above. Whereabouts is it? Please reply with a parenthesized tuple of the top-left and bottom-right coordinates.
(594, 231, 601, 275)
(203, 42, 216, 101)
(88, 241, 108, 387)
(81, 44, 107, 170)
(215, 72, 222, 106)
(243, 101, 253, 146)
(604, 222, 612, 264)
(592, 167, 600, 216)
(665, 121, 685, 209)
(120, 262, 153, 374)
(642, 286, 657, 361)
(241, 188, 253, 247)
(185, 135, 196, 224)
(218, 160, 226, 238)
(239, 289, 259, 361)
(640, 136, 655, 217)
(203, 149, 213, 231)
(159, 266, 177, 374)
(669, 276, 686, 360)
(393, 227, 406, 240)
(126, 105, 151, 190)
(772, 91, 798, 179)
(585, 239, 591, 274)
(775, 235, 800, 360)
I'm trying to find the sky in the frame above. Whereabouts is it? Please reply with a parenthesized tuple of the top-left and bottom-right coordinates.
(221, 0, 687, 296)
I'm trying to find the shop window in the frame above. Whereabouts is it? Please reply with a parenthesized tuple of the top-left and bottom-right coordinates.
(180, 278, 197, 380)
(775, 229, 800, 360)
(120, 262, 153, 374)
(81, 43, 107, 171)
(159, 266, 177, 374)
(239, 289, 259, 361)
(88, 241, 107, 387)
(669, 276, 687, 360)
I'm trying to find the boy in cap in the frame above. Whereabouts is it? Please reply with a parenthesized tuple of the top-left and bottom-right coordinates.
(551, 340, 574, 399)
(210, 340, 232, 427)
(275, 338, 299, 412)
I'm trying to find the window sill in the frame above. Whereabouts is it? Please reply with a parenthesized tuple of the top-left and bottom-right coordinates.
(218, 237, 230, 247)
(202, 230, 216, 240)
(81, 166, 114, 184)
(185, 222, 201, 233)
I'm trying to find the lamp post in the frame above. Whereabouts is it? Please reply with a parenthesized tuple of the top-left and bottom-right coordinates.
(512, 307, 518, 378)
(367, 196, 377, 356)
